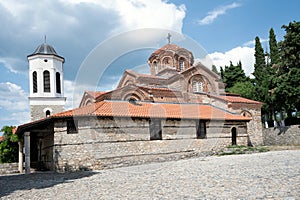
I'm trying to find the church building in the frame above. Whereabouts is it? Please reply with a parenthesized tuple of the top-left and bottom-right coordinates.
(15, 39, 263, 172)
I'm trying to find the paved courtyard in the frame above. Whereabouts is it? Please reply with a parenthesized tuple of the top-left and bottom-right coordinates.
(0, 150, 299, 199)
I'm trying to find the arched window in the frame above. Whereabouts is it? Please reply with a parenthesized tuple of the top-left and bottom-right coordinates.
(32, 71, 37, 93)
(43, 70, 50, 92)
(45, 110, 51, 117)
(179, 58, 185, 71)
(56, 72, 61, 94)
(162, 57, 169, 65)
(192, 81, 203, 93)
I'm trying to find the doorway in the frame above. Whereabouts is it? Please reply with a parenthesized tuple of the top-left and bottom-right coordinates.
(231, 127, 237, 145)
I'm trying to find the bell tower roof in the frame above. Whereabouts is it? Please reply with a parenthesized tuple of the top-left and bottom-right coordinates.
(27, 42, 64, 61)
(33, 43, 58, 55)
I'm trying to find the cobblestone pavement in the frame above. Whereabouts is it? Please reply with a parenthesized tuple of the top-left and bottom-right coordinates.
(0, 150, 299, 199)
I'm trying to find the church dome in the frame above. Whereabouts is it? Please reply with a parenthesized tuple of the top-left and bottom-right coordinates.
(148, 43, 194, 75)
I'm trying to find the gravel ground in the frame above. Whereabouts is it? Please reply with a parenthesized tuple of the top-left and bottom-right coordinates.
(0, 150, 299, 199)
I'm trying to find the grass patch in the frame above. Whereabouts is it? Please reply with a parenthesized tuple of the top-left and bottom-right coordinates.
(217, 145, 269, 156)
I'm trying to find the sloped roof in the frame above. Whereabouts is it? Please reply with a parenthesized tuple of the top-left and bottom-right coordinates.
(52, 100, 251, 121)
(210, 94, 262, 104)
(85, 91, 107, 99)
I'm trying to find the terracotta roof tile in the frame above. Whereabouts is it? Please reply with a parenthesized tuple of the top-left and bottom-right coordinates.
(52, 101, 251, 121)
(153, 44, 181, 54)
(0, 136, 3, 142)
(210, 94, 262, 104)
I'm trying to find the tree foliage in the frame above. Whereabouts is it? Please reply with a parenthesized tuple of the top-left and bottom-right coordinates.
(216, 21, 300, 124)
(275, 21, 300, 114)
(269, 28, 280, 66)
(223, 61, 248, 90)
(211, 65, 220, 75)
(228, 81, 255, 99)
(0, 126, 19, 163)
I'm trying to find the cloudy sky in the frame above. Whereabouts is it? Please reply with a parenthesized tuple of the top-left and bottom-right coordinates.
(0, 0, 299, 131)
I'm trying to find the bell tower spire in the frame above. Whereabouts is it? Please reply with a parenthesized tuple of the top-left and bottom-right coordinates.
(27, 39, 66, 121)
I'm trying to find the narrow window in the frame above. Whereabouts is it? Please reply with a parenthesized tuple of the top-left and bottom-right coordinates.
(67, 119, 78, 134)
(56, 72, 61, 94)
(192, 81, 197, 92)
(46, 110, 51, 117)
(43, 70, 50, 92)
(192, 81, 203, 93)
(198, 82, 203, 92)
(33, 71, 37, 93)
(179, 59, 185, 71)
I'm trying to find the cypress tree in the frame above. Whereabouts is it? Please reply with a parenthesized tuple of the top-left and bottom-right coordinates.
(253, 37, 266, 83)
(269, 28, 280, 66)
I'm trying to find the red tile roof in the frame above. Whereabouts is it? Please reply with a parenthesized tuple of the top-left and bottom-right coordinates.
(153, 44, 181, 54)
(52, 101, 251, 121)
(210, 94, 262, 104)
(0, 136, 3, 142)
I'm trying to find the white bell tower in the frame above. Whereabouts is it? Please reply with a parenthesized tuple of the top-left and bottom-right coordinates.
(28, 40, 66, 121)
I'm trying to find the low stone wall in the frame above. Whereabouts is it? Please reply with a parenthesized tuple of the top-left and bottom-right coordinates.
(263, 125, 300, 145)
(0, 163, 19, 174)
(51, 117, 248, 172)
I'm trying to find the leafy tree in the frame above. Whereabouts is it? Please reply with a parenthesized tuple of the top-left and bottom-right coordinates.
(211, 65, 220, 75)
(220, 66, 224, 80)
(228, 81, 255, 99)
(223, 61, 248, 89)
(276, 21, 300, 116)
(0, 126, 18, 163)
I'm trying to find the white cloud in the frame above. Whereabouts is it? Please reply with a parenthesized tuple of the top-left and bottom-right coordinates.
(0, 82, 30, 127)
(200, 46, 255, 77)
(243, 38, 269, 47)
(63, 0, 186, 33)
(198, 2, 241, 25)
(0, 57, 27, 73)
(0, 0, 186, 76)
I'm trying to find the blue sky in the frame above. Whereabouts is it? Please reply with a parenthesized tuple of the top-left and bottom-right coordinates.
(0, 0, 299, 132)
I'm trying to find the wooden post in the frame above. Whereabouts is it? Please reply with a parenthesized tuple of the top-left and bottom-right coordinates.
(18, 141, 23, 173)
(24, 132, 30, 175)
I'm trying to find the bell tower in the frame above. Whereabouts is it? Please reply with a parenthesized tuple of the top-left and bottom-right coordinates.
(27, 40, 66, 121)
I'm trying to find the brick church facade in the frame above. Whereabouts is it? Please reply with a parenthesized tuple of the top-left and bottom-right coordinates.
(16, 42, 263, 172)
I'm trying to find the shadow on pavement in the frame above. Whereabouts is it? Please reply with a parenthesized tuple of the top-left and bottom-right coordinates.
(0, 171, 98, 198)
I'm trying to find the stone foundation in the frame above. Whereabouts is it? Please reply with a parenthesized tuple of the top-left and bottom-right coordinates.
(0, 163, 19, 174)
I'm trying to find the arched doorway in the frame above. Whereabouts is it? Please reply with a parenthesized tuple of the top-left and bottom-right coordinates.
(231, 127, 237, 145)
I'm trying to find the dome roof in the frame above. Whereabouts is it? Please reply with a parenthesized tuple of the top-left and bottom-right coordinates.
(32, 43, 58, 55)
(152, 43, 181, 54)
(28, 43, 64, 60)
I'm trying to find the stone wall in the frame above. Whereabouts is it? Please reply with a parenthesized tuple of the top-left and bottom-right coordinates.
(263, 125, 300, 145)
(52, 117, 248, 172)
(0, 163, 19, 174)
(30, 104, 64, 121)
